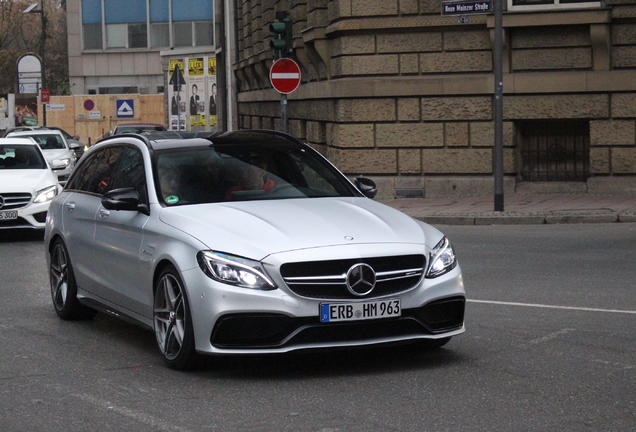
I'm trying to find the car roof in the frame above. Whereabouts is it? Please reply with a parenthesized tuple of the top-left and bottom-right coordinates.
(96, 129, 304, 152)
(115, 123, 165, 129)
(7, 129, 64, 137)
(0, 137, 39, 146)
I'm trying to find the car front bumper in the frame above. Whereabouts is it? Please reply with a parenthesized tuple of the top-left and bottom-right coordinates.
(182, 264, 465, 355)
(0, 201, 50, 230)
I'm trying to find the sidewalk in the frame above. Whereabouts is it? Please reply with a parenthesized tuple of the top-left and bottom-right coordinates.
(379, 194, 636, 225)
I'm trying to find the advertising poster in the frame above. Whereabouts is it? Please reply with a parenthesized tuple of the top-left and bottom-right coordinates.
(188, 58, 205, 130)
(0, 94, 7, 118)
(208, 57, 218, 129)
(15, 95, 38, 126)
(168, 59, 186, 130)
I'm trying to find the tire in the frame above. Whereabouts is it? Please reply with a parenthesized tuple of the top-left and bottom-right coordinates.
(153, 266, 199, 370)
(49, 239, 97, 320)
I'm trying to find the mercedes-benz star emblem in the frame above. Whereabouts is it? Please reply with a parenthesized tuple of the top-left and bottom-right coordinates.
(346, 263, 376, 296)
(0, 196, 5, 210)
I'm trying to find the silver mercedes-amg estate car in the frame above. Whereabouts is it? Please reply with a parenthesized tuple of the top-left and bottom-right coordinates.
(45, 130, 465, 370)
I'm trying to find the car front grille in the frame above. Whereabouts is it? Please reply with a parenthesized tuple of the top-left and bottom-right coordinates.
(280, 255, 426, 300)
(210, 296, 465, 349)
(0, 193, 32, 210)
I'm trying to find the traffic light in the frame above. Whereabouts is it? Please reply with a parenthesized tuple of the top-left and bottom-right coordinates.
(270, 16, 292, 58)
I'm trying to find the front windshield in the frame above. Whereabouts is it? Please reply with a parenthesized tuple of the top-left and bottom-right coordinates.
(0, 145, 47, 170)
(154, 142, 358, 206)
(25, 134, 66, 150)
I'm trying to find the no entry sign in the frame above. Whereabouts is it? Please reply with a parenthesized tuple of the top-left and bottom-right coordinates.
(270, 58, 301, 94)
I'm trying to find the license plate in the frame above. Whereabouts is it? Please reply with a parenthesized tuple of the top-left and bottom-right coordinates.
(0, 210, 18, 220)
(320, 299, 401, 323)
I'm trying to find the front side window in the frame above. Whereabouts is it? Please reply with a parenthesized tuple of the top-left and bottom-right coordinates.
(68, 147, 126, 194)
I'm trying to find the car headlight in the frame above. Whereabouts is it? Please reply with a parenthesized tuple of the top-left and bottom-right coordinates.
(197, 251, 277, 290)
(426, 237, 457, 278)
(33, 185, 58, 204)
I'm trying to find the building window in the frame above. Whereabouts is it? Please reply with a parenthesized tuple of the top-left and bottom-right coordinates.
(172, 0, 214, 47)
(81, 0, 213, 51)
(129, 23, 148, 48)
(106, 24, 127, 48)
(173, 22, 193, 47)
(82, 0, 102, 49)
(98, 87, 140, 94)
(104, 0, 148, 48)
(150, 0, 169, 47)
(508, 0, 601, 11)
(195, 21, 213, 46)
(83, 23, 103, 50)
(519, 121, 590, 182)
(150, 23, 170, 48)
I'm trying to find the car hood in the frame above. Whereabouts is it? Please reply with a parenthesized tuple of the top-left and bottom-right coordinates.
(41, 148, 71, 161)
(0, 169, 57, 193)
(159, 197, 428, 258)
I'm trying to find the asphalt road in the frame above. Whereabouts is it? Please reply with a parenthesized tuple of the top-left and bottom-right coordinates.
(0, 224, 634, 432)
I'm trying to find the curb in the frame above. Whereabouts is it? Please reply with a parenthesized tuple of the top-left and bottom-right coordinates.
(410, 210, 636, 226)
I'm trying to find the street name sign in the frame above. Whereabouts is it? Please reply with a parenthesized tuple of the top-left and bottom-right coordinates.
(441, 1, 492, 15)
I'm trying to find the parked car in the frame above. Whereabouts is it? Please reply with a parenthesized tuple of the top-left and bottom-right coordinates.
(0, 138, 60, 230)
(5, 130, 76, 184)
(3, 126, 85, 160)
(102, 123, 166, 139)
(44, 130, 465, 370)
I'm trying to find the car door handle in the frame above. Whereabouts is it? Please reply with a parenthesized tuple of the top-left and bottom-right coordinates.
(98, 209, 110, 218)
(64, 202, 76, 212)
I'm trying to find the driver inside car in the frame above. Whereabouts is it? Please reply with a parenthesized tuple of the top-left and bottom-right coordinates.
(224, 156, 275, 200)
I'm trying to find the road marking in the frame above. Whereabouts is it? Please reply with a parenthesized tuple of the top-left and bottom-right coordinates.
(71, 392, 192, 432)
(468, 299, 636, 315)
(529, 328, 575, 345)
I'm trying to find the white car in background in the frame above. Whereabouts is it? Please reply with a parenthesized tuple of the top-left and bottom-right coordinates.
(5, 130, 76, 184)
(0, 138, 60, 230)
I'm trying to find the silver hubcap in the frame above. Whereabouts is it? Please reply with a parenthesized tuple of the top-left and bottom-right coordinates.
(50, 244, 69, 310)
(154, 274, 185, 361)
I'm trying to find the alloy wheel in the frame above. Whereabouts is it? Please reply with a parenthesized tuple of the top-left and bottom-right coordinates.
(154, 272, 186, 361)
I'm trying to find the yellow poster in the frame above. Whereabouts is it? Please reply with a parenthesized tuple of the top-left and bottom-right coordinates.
(208, 57, 216, 76)
(169, 59, 184, 72)
(189, 58, 204, 76)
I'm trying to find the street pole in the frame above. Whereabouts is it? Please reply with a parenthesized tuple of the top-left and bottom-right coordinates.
(38, 0, 47, 127)
(493, 0, 504, 211)
(281, 94, 288, 133)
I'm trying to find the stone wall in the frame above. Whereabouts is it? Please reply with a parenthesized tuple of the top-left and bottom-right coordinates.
(233, 0, 636, 197)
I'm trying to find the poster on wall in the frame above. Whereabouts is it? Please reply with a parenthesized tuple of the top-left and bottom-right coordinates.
(168, 59, 186, 130)
(15, 94, 38, 126)
(208, 57, 217, 129)
(188, 58, 205, 130)
(0, 94, 8, 119)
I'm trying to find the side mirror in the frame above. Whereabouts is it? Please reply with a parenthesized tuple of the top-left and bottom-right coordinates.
(102, 187, 149, 215)
(354, 177, 377, 199)
(50, 160, 67, 169)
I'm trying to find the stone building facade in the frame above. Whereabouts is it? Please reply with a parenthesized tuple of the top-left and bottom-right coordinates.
(233, 0, 636, 198)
